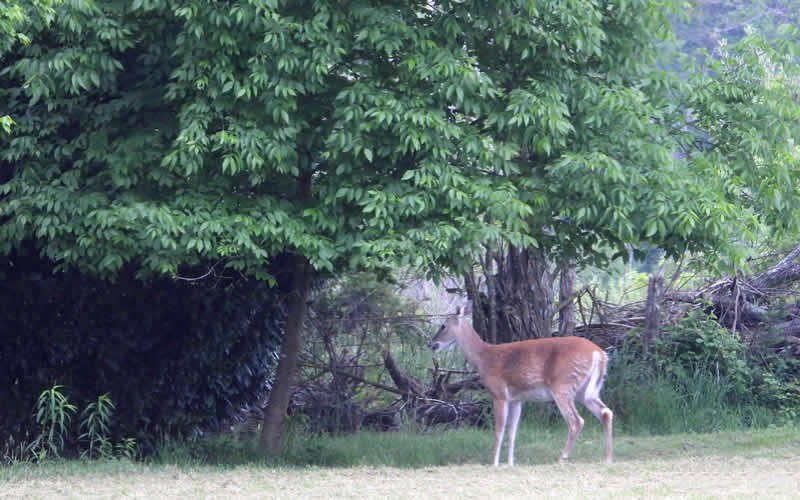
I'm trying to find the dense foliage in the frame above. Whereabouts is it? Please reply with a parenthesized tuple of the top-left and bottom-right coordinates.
(0, 1, 58, 50)
(603, 311, 800, 432)
(5, 1, 792, 277)
(678, 29, 800, 247)
(0, 0, 538, 282)
(1, 253, 284, 455)
(0, 0, 59, 132)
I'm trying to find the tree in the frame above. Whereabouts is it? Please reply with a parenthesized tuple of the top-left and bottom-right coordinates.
(455, 0, 735, 340)
(1, 1, 532, 453)
(465, 3, 800, 341)
(680, 28, 800, 244)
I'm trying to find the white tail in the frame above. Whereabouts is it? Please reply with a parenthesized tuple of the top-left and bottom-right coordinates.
(429, 305, 613, 466)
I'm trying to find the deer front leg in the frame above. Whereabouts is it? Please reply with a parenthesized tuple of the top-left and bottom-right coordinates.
(492, 398, 509, 466)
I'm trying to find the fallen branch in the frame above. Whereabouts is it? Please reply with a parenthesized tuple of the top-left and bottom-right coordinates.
(382, 350, 425, 397)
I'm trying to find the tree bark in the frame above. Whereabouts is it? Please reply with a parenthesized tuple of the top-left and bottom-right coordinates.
(558, 264, 576, 336)
(485, 246, 555, 341)
(483, 248, 498, 344)
(382, 350, 425, 397)
(463, 269, 489, 341)
(751, 244, 800, 292)
(527, 248, 554, 338)
(259, 253, 312, 454)
(643, 269, 664, 355)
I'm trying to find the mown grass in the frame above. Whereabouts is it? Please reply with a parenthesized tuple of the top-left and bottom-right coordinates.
(279, 423, 800, 467)
(2, 427, 799, 499)
(4, 424, 797, 476)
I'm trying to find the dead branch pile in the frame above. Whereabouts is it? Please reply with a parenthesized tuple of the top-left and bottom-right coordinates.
(286, 348, 489, 433)
(574, 245, 800, 356)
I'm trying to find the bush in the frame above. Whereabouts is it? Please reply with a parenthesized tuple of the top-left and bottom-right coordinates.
(1, 253, 284, 458)
(653, 310, 751, 396)
(602, 311, 800, 433)
(747, 337, 800, 420)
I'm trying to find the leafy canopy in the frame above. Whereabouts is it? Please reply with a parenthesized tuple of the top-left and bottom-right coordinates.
(1, 0, 534, 281)
(681, 27, 800, 252)
(2, 0, 797, 281)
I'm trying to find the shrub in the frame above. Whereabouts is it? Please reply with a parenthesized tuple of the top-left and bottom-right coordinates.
(602, 310, 800, 433)
(747, 335, 800, 420)
(1, 253, 285, 457)
(653, 310, 751, 396)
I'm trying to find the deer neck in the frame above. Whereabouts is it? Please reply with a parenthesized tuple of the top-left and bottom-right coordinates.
(456, 323, 489, 371)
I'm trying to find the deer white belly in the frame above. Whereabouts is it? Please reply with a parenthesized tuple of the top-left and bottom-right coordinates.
(512, 385, 553, 402)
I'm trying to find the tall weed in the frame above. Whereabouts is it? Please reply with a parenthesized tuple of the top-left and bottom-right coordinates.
(27, 384, 77, 460)
(10, 385, 137, 463)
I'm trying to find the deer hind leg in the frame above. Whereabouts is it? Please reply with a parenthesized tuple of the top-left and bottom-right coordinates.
(506, 401, 522, 466)
(553, 393, 584, 464)
(583, 396, 613, 464)
(492, 398, 509, 466)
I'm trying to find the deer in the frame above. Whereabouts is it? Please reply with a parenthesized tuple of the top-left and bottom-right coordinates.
(428, 303, 613, 466)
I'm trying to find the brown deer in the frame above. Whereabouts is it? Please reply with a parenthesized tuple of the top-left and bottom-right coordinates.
(429, 303, 613, 466)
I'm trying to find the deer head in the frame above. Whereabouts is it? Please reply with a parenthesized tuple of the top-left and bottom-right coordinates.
(428, 303, 471, 353)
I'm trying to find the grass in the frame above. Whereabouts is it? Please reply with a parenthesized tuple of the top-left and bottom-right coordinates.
(2, 426, 799, 498)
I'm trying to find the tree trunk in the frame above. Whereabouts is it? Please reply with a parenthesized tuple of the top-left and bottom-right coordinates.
(466, 245, 557, 342)
(558, 264, 576, 336)
(483, 248, 498, 344)
(643, 269, 664, 355)
(490, 246, 554, 341)
(463, 269, 489, 341)
(751, 244, 800, 293)
(527, 248, 554, 338)
(259, 253, 312, 454)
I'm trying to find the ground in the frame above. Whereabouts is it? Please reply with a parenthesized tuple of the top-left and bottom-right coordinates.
(2, 427, 799, 498)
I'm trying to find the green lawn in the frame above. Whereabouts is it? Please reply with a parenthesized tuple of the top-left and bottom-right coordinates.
(3, 426, 799, 498)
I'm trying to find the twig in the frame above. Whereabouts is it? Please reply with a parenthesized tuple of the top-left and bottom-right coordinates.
(175, 260, 222, 281)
